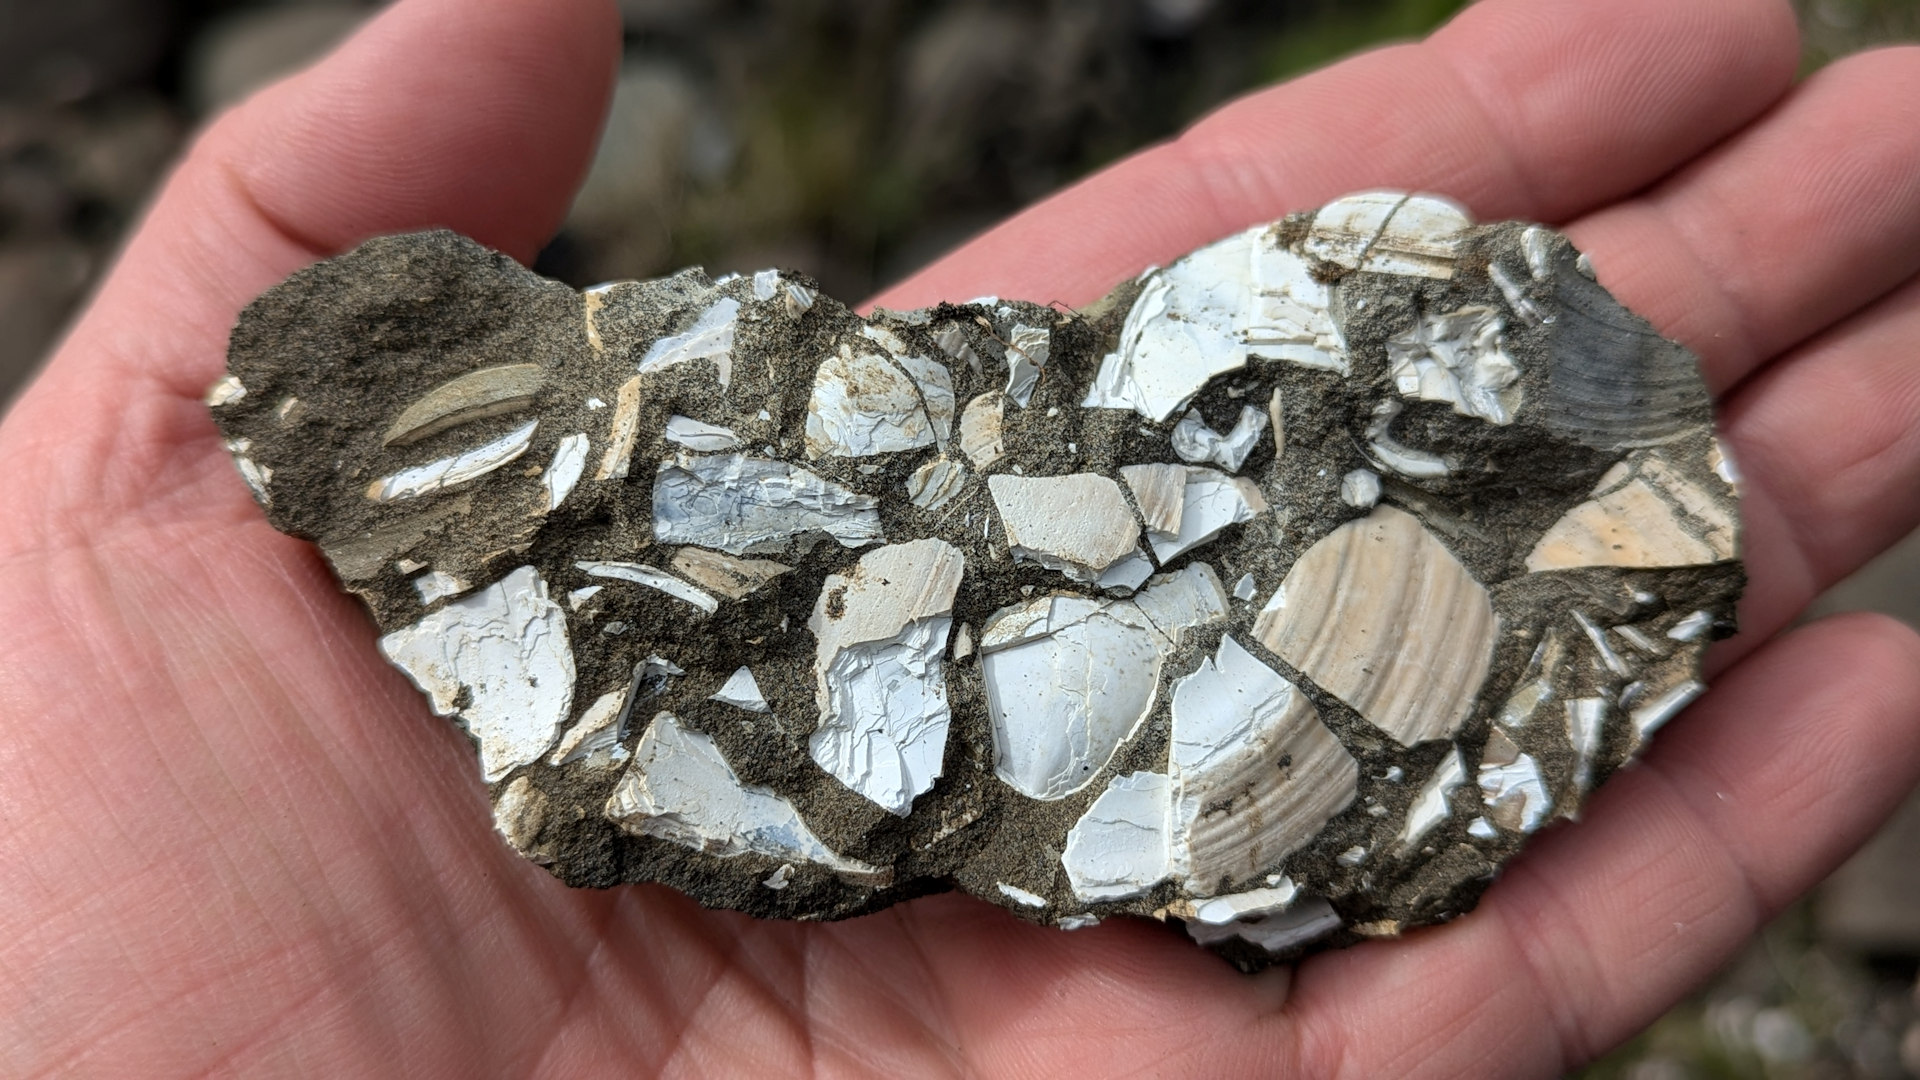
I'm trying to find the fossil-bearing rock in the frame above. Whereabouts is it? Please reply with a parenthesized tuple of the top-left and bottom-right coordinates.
(211, 191, 1743, 969)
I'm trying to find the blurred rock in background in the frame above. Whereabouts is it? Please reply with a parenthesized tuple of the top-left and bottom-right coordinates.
(1, 3, 1919, 1071)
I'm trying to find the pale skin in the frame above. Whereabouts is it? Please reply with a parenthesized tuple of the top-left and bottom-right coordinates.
(1, 0, 1918, 1074)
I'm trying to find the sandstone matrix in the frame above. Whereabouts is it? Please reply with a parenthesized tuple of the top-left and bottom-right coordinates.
(210, 191, 1743, 969)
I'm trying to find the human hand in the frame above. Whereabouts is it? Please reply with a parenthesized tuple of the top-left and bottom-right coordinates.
(3, 0, 1918, 1075)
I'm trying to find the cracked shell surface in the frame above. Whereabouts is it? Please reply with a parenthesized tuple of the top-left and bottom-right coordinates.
(212, 192, 1743, 970)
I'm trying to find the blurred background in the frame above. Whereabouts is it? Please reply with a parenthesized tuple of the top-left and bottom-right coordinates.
(1, 0, 1917, 1073)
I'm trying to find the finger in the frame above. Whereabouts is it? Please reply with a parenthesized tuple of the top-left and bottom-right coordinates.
(1710, 272, 1920, 667)
(869, 0, 1798, 311)
(0, 0, 618, 545)
(1285, 613, 1920, 1077)
(1566, 46, 1920, 395)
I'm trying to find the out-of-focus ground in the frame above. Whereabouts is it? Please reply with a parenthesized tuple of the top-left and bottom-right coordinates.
(0, 0, 1916, 1073)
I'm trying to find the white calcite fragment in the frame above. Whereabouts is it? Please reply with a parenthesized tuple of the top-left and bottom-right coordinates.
(935, 323, 981, 376)
(785, 284, 816, 316)
(958, 393, 1006, 467)
(1668, 610, 1715, 641)
(541, 432, 590, 511)
(1478, 753, 1552, 833)
(1339, 468, 1382, 509)
(1232, 573, 1257, 601)
(711, 666, 770, 713)
(606, 712, 885, 880)
(1005, 324, 1049, 407)
(367, 419, 538, 502)
(1302, 191, 1470, 279)
(1630, 679, 1704, 746)
(751, 268, 780, 301)
(668, 548, 791, 600)
(1119, 465, 1267, 563)
(808, 539, 965, 815)
(663, 415, 741, 452)
(549, 687, 630, 768)
(1190, 881, 1297, 924)
(988, 473, 1141, 581)
(493, 776, 548, 856)
(206, 374, 247, 407)
(383, 364, 545, 446)
(997, 882, 1048, 908)
(1387, 306, 1522, 424)
(982, 565, 1226, 800)
(1184, 896, 1343, 953)
(952, 623, 973, 660)
(1522, 226, 1556, 281)
(566, 585, 603, 611)
(413, 570, 468, 604)
(1337, 846, 1368, 867)
(1170, 405, 1268, 472)
(1254, 506, 1497, 746)
(1573, 610, 1633, 679)
(1397, 748, 1466, 850)
(1490, 261, 1550, 327)
(1170, 636, 1358, 893)
(1528, 451, 1739, 572)
(1062, 771, 1174, 901)
(1497, 675, 1552, 730)
(653, 452, 882, 555)
(804, 345, 954, 458)
(1467, 817, 1500, 841)
(906, 456, 966, 511)
(637, 297, 739, 387)
(1365, 400, 1449, 479)
(1565, 697, 1608, 794)
(578, 561, 720, 615)
(1084, 226, 1348, 421)
(1095, 549, 1156, 594)
(594, 375, 644, 481)
(379, 565, 574, 782)
(763, 864, 794, 889)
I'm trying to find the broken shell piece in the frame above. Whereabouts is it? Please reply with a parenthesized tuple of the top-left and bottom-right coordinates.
(1339, 469, 1381, 509)
(1478, 753, 1552, 833)
(383, 364, 546, 446)
(578, 561, 720, 615)
(493, 777, 548, 856)
(1386, 306, 1521, 424)
(607, 712, 886, 881)
(413, 569, 468, 604)
(540, 433, 590, 511)
(1120, 464, 1267, 563)
(1232, 573, 1257, 601)
(764, 864, 794, 889)
(379, 566, 574, 782)
(1254, 506, 1496, 746)
(1005, 324, 1049, 407)
(206, 374, 247, 407)
(804, 346, 955, 458)
(668, 547, 791, 600)
(751, 269, 779, 301)
(1184, 896, 1343, 954)
(594, 375, 644, 481)
(711, 666, 770, 713)
(808, 540, 964, 815)
(1397, 748, 1465, 851)
(997, 882, 1048, 909)
(549, 687, 630, 768)
(1171, 636, 1358, 893)
(663, 415, 742, 452)
(1365, 400, 1449, 479)
(653, 453, 882, 555)
(958, 393, 1006, 468)
(1630, 679, 1704, 748)
(1564, 697, 1608, 795)
(989, 473, 1141, 581)
(1527, 451, 1739, 572)
(1061, 771, 1174, 901)
(1170, 405, 1268, 472)
(1189, 880, 1297, 924)
(638, 297, 739, 387)
(367, 419, 539, 502)
(906, 457, 966, 511)
(1301, 191, 1470, 279)
(982, 565, 1227, 801)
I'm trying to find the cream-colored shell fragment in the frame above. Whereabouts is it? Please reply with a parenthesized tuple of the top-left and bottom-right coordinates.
(1121, 464, 1268, 564)
(807, 539, 965, 815)
(906, 457, 966, 511)
(668, 547, 791, 600)
(595, 375, 645, 481)
(1301, 191, 1470, 279)
(959, 393, 1006, 467)
(493, 777, 549, 856)
(383, 364, 546, 446)
(378, 565, 574, 782)
(367, 419, 538, 502)
(549, 687, 630, 768)
(1170, 636, 1358, 894)
(1526, 451, 1739, 572)
(1254, 506, 1496, 746)
(804, 345, 955, 458)
(988, 473, 1141, 581)
(606, 712, 886, 881)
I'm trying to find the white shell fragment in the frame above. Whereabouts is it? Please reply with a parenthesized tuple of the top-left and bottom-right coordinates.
(1255, 506, 1497, 746)
(367, 419, 539, 502)
(808, 540, 965, 815)
(607, 712, 884, 880)
(663, 415, 742, 452)
(653, 453, 882, 555)
(578, 561, 720, 615)
(379, 566, 574, 782)
(988, 473, 1141, 581)
(637, 297, 739, 387)
(218, 195, 1742, 964)
(1170, 405, 1268, 472)
(711, 666, 770, 713)
(1528, 451, 1739, 571)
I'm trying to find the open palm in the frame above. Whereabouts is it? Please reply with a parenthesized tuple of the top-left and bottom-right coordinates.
(4, 0, 1919, 1075)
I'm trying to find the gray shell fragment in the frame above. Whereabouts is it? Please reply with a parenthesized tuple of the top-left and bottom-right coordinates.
(212, 192, 1742, 971)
